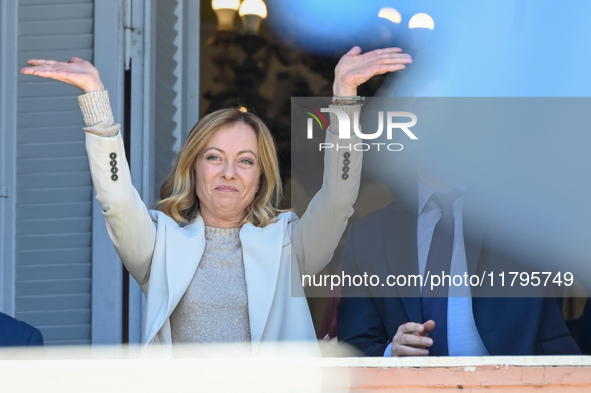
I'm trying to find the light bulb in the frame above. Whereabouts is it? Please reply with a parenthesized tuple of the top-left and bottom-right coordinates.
(212, 0, 240, 11)
(212, 0, 240, 31)
(378, 7, 401, 24)
(239, 0, 267, 34)
(409, 13, 434, 30)
(239, 0, 267, 18)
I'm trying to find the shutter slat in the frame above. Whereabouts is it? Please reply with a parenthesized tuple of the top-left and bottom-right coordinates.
(17, 187, 91, 204)
(17, 157, 90, 175)
(17, 248, 91, 265)
(17, 263, 91, 280)
(20, 0, 92, 5)
(19, 83, 82, 98)
(19, 4, 93, 21)
(16, 279, 91, 296)
(17, 127, 86, 143)
(19, 34, 93, 52)
(18, 172, 91, 189)
(157, 2, 178, 27)
(35, 325, 91, 341)
(48, 340, 91, 346)
(17, 111, 85, 129)
(18, 96, 82, 113)
(17, 202, 91, 220)
(18, 49, 93, 66)
(16, 310, 91, 327)
(16, 294, 91, 312)
(19, 20, 93, 37)
(18, 141, 86, 159)
(16, 217, 91, 235)
(16, 233, 91, 250)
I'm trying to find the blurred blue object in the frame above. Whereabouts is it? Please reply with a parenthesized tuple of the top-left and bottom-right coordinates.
(268, 0, 591, 96)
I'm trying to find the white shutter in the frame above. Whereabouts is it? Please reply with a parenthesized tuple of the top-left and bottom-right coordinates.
(153, 0, 181, 203)
(119, 0, 198, 343)
(15, 0, 94, 345)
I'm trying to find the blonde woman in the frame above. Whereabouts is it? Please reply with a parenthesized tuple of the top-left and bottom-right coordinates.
(21, 47, 411, 355)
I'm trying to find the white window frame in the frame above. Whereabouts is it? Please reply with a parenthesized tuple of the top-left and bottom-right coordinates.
(123, 0, 200, 344)
(0, 0, 18, 315)
(91, 0, 126, 345)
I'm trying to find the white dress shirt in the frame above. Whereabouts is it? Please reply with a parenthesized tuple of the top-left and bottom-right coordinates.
(385, 182, 488, 356)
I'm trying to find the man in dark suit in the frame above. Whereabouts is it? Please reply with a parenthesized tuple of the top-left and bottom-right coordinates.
(567, 298, 591, 354)
(0, 312, 43, 347)
(337, 179, 581, 357)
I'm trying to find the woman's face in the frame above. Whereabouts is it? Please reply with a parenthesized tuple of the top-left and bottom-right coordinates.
(194, 122, 261, 228)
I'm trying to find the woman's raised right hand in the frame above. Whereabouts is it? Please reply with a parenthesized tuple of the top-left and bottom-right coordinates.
(21, 57, 104, 94)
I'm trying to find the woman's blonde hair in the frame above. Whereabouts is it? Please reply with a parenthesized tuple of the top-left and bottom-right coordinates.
(157, 108, 285, 228)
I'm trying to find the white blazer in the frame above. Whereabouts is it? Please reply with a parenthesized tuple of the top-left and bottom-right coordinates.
(85, 123, 361, 356)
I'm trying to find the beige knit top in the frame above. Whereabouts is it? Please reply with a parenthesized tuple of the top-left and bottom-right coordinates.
(169, 226, 251, 344)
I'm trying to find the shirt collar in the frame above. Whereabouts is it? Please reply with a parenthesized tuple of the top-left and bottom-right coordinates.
(417, 181, 437, 215)
(417, 181, 465, 215)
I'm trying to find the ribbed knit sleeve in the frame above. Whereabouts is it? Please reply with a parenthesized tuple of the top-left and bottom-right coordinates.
(77, 90, 120, 137)
(327, 104, 362, 136)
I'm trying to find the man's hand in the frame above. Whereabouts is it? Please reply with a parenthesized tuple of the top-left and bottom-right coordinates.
(390, 320, 435, 356)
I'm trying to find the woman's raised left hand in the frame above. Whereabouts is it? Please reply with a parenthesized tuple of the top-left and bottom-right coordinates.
(333, 46, 412, 97)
